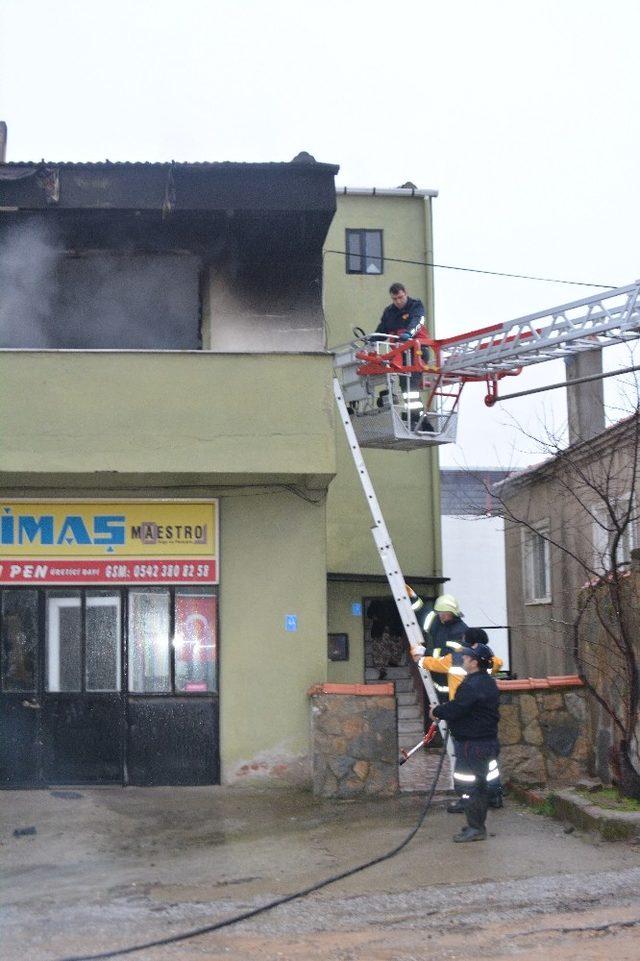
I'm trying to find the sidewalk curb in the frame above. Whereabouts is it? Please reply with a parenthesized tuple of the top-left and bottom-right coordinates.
(551, 788, 640, 841)
(507, 783, 640, 840)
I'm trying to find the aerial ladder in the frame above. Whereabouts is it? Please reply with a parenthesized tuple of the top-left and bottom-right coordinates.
(333, 279, 640, 766)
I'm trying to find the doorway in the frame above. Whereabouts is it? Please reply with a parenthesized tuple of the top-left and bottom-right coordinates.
(0, 586, 219, 787)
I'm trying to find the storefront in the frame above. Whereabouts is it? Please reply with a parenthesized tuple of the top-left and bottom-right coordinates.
(0, 500, 219, 788)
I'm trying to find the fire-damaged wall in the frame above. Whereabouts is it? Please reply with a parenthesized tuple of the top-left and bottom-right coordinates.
(0, 159, 338, 355)
(0, 224, 201, 349)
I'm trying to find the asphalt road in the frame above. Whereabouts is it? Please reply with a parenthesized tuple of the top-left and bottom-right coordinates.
(2, 785, 640, 960)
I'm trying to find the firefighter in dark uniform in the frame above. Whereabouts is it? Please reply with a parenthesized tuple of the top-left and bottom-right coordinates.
(430, 642, 500, 842)
(419, 594, 467, 703)
(376, 282, 427, 343)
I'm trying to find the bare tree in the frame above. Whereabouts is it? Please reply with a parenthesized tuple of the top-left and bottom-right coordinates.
(488, 407, 640, 799)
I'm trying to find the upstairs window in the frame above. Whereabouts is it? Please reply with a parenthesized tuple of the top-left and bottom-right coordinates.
(346, 229, 383, 275)
(592, 496, 637, 573)
(521, 524, 551, 603)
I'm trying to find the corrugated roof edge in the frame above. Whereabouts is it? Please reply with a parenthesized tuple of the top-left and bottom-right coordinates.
(493, 411, 639, 498)
(0, 159, 340, 172)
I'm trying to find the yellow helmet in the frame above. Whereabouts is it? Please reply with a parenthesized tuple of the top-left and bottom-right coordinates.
(433, 594, 460, 616)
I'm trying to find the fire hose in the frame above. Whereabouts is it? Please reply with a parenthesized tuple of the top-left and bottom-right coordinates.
(399, 721, 438, 765)
(54, 730, 449, 961)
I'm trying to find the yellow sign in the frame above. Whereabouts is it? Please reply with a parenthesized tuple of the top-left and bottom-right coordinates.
(0, 500, 219, 585)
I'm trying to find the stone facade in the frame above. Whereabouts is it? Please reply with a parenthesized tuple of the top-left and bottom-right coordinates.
(498, 680, 590, 788)
(578, 556, 640, 786)
(308, 684, 398, 797)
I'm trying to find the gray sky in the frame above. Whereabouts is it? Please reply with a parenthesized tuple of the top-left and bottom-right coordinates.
(1, 0, 639, 467)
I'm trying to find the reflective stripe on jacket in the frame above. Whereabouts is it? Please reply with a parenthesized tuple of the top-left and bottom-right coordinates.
(420, 647, 504, 699)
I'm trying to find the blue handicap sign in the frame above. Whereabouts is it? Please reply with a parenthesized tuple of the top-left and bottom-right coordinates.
(285, 614, 298, 632)
(351, 602, 362, 617)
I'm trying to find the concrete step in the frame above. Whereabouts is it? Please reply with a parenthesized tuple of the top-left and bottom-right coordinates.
(398, 719, 426, 736)
(393, 678, 417, 694)
(398, 704, 422, 721)
(396, 691, 420, 707)
(364, 666, 412, 681)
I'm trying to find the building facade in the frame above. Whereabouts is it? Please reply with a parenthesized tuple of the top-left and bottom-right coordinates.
(323, 186, 445, 684)
(0, 161, 446, 788)
(0, 156, 340, 788)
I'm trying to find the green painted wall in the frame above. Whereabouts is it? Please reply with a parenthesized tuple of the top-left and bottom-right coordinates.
(323, 193, 442, 582)
(323, 194, 435, 344)
(0, 352, 335, 482)
(219, 490, 327, 781)
(326, 580, 384, 684)
(326, 579, 439, 685)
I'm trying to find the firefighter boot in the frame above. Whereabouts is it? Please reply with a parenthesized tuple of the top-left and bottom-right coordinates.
(453, 826, 487, 843)
(488, 789, 504, 809)
(447, 797, 466, 813)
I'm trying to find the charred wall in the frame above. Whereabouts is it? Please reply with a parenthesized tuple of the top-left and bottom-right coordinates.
(0, 160, 338, 353)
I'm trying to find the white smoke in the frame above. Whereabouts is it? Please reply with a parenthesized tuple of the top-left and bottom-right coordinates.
(0, 219, 201, 349)
(0, 221, 61, 348)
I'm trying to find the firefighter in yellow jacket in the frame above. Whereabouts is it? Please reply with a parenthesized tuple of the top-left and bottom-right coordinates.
(412, 627, 505, 810)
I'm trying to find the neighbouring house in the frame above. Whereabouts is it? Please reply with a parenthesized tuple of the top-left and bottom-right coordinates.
(495, 412, 639, 680)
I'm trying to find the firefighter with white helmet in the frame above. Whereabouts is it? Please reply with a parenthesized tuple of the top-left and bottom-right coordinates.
(414, 593, 467, 704)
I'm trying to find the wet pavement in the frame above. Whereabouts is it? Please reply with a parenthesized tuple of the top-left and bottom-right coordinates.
(2, 784, 640, 960)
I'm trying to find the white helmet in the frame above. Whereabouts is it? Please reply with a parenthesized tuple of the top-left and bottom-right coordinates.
(433, 594, 460, 616)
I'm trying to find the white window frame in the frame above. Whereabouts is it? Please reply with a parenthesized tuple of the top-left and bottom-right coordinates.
(46, 594, 122, 693)
(521, 522, 552, 604)
(592, 494, 637, 574)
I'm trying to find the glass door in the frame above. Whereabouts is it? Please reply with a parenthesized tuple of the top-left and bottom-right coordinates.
(0, 589, 41, 786)
(41, 590, 124, 784)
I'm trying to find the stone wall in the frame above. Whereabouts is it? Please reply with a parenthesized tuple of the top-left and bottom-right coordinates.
(308, 683, 398, 797)
(577, 555, 640, 785)
(498, 678, 590, 788)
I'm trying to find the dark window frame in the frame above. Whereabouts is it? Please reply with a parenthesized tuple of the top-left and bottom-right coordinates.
(0, 585, 219, 697)
(345, 229, 384, 275)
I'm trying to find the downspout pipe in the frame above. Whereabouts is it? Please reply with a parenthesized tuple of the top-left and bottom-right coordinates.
(424, 193, 442, 581)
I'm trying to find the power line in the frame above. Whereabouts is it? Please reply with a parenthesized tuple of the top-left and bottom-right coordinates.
(322, 249, 617, 289)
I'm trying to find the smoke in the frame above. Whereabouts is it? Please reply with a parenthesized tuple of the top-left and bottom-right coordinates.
(0, 221, 61, 348)
(0, 219, 325, 351)
(0, 220, 201, 349)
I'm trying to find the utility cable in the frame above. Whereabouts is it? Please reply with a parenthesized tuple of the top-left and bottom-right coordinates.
(323, 249, 618, 289)
(55, 734, 450, 961)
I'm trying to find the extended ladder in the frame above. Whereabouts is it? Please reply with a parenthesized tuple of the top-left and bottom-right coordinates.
(333, 377, 456, 779)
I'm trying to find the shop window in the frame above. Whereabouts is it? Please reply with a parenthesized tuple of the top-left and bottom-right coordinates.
(45, 591, 123, 693)
(1, 589, 38, 693)
(128, 590, 171, 694)
(46, 592, 82, 692)
(85, 592, 121, 692)
(174, 590, 217, 693)
(346, 229, 383, 274)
